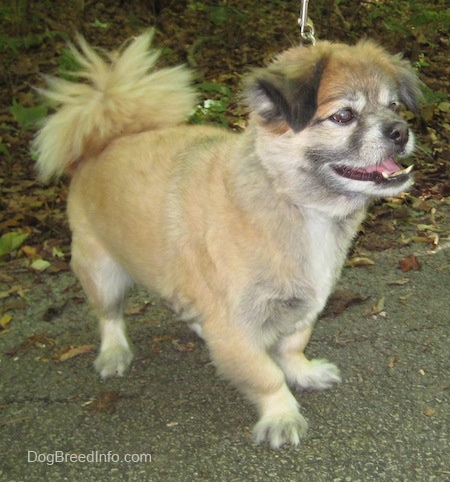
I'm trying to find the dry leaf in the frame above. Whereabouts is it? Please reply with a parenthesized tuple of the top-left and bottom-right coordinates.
(172, 340, 196, 352)
(0, 273, 15, 283)
(125, 302, 149, 315)
(399, 254, 420, 272)
(322, 289, 367, 317)
(151, 343, 162, 355)
(88, 391, 122, 413)
(346, 257, 375, 267)
(153, 335, 172, 343)
(365, 296, 385, 316)
(423, 408, 437, 417)
(388, 355, 398, 368)
(21, 245, 38, 258)
(399, 292, 413, 301)
(387, 278, 410, 285)
(56, 344, 96, 362)
(0, 285, 25, 299)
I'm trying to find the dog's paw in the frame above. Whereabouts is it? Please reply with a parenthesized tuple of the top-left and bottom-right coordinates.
(252, 411, 308, 449)
(293, 358, 341, 391)
(94, 346, 134, 378)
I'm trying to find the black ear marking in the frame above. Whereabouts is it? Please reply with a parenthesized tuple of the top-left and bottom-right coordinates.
(392, 55, 423, 115)
(252, 76, 292, 127)
(245, 58, 326, 133)
(289, 58, 326, 131)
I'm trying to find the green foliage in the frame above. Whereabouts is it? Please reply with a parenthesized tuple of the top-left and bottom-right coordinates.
(187, 2, 246, 26)
(58, 46, 83, 81)
(0, 141, 12, 162)
(10, 99, 47, 131)
(190, 82, 233, 126)
(0, 30, 65, 53)
(91, 19, 109, 29)
(0, 231, 30, 260)
(410, 8, 450, 28)
(413, 53, 430, 70)
(420, 85, 448, 105)
(356, 0, 448, 44)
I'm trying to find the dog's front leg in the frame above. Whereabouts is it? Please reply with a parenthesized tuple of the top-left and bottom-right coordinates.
(203, 320, 307, 448)
(275, 326, 341, 391)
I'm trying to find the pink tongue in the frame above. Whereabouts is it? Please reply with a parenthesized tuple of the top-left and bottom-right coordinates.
(364, 158, 401, 174)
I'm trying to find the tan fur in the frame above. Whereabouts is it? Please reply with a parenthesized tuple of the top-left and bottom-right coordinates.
(34, 32, 421, 448)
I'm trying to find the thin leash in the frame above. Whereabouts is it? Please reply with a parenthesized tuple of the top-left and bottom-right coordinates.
(298, 0, 316, 45)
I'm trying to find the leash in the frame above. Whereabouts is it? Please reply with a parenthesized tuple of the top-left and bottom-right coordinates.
(298, 0, 316, 45)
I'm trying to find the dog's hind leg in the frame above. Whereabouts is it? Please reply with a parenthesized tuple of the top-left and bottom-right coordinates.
(71, 234, 134, 378)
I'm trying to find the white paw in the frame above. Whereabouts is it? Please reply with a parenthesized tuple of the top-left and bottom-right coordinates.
(293, 358, 341, 391)
(253, 411, 308, 449)
(94, 346, 134, 378)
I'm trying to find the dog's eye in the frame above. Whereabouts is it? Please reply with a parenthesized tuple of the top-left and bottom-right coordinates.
(389, 102, 399, 112)
(330, 109, 355, 124)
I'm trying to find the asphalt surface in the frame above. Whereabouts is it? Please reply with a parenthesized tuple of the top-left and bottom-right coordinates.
(1, 229, 449, 481)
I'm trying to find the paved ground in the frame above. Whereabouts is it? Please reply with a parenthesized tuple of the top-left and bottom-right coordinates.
(1, 224, 449, 481)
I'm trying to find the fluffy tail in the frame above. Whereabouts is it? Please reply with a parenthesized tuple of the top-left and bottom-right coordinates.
(34, 30, 198, 181)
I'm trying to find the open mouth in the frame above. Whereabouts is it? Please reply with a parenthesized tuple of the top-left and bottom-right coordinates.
(333, 158, 413, 185)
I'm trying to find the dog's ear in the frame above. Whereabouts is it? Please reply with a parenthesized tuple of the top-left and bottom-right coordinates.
(392, 55, 423, 115)
(245, 58, 326, 133)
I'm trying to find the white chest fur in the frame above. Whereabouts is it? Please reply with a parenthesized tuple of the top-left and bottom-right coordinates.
(302, 209, 345, 306)
(238, 207, 362, 345)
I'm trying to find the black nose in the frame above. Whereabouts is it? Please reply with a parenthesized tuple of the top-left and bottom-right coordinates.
(386, 122, 409, 147)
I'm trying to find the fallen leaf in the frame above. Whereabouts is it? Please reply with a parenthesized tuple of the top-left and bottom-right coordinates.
(423, 408, 437, 417)
(399, 254, 421, 272)
(21, 245, 38, 259)
(52, 246, 65, 259)
(55, 344, 96, 362)
(151, 343, 162, 355)
(48, 260, 70, 273)
(0, 415, 33, 426)
(30, 259, 51, 271)
(0, 273, 15, 283)
(172, 340, 196, 352)
(416, 224, 440, 232)
(365, 296, 385, 316)
(387, 278, 410, 285)
(88, 391, 122, 413)
(153, 335, 172, 343)
(346, 257, 375, 267)
(388, 355, 398, 368)
(0, 285, 25, 299)
(322, 289, 367, 317)
(0, 314, 13, 330)
(0, 231, 30, 259)
(411, 236, 437, 245)
(399, 292, 413, 301)
(125, 302, 150, 315)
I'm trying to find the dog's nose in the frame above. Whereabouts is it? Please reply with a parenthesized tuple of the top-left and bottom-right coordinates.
(387, 122, 409, 147)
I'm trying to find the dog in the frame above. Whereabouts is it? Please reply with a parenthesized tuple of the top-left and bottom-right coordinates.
(34, 31, 421, 448)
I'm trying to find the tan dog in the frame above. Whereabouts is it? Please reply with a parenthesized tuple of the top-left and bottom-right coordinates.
(34, 31, 421, 448)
